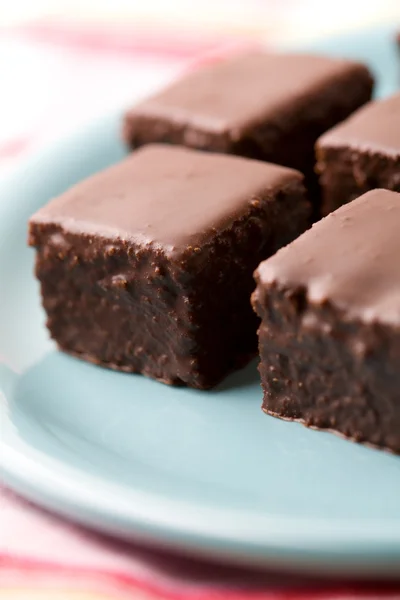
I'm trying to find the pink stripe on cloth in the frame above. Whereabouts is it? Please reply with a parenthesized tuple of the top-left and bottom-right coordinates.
(1, 488, 400, 599)
(12, 21, 252, 60)
(0, 137, 33, 159)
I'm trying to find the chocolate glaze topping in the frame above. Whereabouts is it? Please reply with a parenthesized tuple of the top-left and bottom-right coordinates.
(318, 93, 400, 158)
(256, 189, 400, 326)
(31, 144, 304, 254)
(127, 52, 372, 140)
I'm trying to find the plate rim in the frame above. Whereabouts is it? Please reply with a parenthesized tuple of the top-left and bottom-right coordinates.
(3, 413, 400, 577)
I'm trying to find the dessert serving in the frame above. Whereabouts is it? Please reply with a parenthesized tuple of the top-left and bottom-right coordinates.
(29, 144, 309, 389)
(124, 51, 373, 211)
(28, 45, 398, 454)
(252, 189, 400, 453)
(316, 93, 400, 215)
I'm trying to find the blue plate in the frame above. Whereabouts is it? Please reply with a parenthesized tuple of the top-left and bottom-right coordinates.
(1, 27, 400, 577)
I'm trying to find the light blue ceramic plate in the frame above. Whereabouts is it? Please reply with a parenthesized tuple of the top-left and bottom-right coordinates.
(1, 27, 400, 577)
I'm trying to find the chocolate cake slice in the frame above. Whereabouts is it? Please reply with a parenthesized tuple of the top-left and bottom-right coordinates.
(29, 144, 310, 389)
(252, 189, 400, 452)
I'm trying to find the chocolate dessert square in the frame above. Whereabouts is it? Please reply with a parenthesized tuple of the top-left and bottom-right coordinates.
(252, 189, 400, 453)
(123, 51, 373, 211)
(29, 144, 310, 389)
(316, 93, 400, 215)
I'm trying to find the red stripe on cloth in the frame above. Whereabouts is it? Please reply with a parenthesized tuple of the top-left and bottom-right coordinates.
(2, 555, 400, 600)
(3, 490, 400, 599)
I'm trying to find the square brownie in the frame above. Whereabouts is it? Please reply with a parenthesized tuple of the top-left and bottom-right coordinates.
(316, 93, 400, 215)
(123, 51, 373, 212)
(252, 189, 400, 453)
(29, 144, 310, 389)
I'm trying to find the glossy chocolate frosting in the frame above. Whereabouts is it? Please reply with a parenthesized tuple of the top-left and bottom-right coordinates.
(30, 144, 303, 255)
(318, 92, 400, 157)
(256, 189, 400, 325)
(126, 52, 372, 138)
